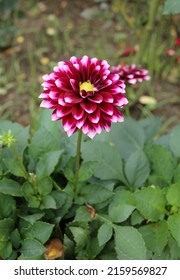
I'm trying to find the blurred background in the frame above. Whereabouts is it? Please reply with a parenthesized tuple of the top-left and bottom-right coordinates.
(0, 0, 179, 131)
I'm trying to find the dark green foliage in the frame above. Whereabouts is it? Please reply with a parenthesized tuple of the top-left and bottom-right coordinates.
(0, 114, 180, 259)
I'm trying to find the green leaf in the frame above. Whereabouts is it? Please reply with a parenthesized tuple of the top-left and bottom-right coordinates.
(0, 218, 14, 242)
(174, 163, 180, 182)
(0, 241, 12, 259)
(139, 117, 162, 142)
(109, 118, 145, 160)
(0, 178, 22, 197)
(20, 238, 45, 258)
(108, 189, 135, 223)
(78, 161, 95, 182)
(36, 150, 63, 179)
(149, 145, 174, 185)
(29, 124, 63, 159)
(0, 194, 16, 219)
(166, 182, 180, 207)
(169, 236, 180, 259)
(11, 228, 21, 249)
(139, 221, 169, 256)
(55, 183, 74, 219)
(98, 223, 113, 246)
(169, 124, 180, 157)
(51, 190, 67, 208)
(40, 195, 57, 209)
(76, 183, 113, 205)
(19, 213, 45, 224)
(0, 121, 29, 157)
(22, 181, 35, 199)
(86, 237, 104, 259)
(125, 150, 150, 188)
(37, 177, 53, 196)
(63, 157, 76, 182)
(131, 210, 144, 226)
(114, 226, 146, 259)
(168, 213, 180, 246)
(81, 141, 125, 182)
(148, 175, 168, 188)
(24, 221, 54, 244)
(135, 186, 166, 221)
(2, 149, 27, 178)
(28, 196, 41, 208)
(163, 0, 180, 14)
(69, 226, 89, 255)
(74, 206, 92, 222)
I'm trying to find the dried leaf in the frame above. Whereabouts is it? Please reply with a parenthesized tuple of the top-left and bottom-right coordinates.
(85, 202, 96, 219)
(44, 239, 63, 260)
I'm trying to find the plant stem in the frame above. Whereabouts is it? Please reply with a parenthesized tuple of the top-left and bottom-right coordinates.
(11, 145, 29, 180)
(74, 129, 83, 189)
(135, 0, 161, 64)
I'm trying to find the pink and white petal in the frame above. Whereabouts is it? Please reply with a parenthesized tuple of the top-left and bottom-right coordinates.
(80, 56, 89, 67)
(40, 99, 56, 109)
(113, 95, 128, 107)
(101, 60, 110, 69)
(88, 93, 103, 103)
(105, 85, 125, 95)
(49, 90, 60, 100)
(97, 79, 112, 90)
(64, 92, 82, 103)
(102, 92, 114, 103)
(102, 120, 111, 132)
(66, 125, 78, 137)
(115, 110, 124, 122)
(99, 103, 114, 116)
(62, 115, 75, 132)
(86, 129, 97, 139)
(76, 115, 87, 129)
(56, 107, 72, 118)
(52, 110, 61, 121)
(93, 122, 103, 134)
(70, 79, 79, 91)
(102, 112, 118, 123)
(80, 101, 97, 113)
(70, 56, 79, 64)
(81, 122, 90, 135)
(108, 73, 120, 83)
(55, 78, 71, 90)
(72, 104, 84, 120)
(73, 63, 80, 72)
(42, 81, 53, 88)
(58, 96, 66, 106)
(88, 109, 100, 123)
(39, 91, 49, 98)
(42, 74, 51, 81)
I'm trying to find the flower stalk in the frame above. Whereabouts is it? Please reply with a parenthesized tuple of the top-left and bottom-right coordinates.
(74, 129, 83, 190)
(135, 0, 161, 65)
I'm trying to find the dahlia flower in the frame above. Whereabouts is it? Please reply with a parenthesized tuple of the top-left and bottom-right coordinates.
(39, 56, 128, 138)
(112, 64, 150, 85)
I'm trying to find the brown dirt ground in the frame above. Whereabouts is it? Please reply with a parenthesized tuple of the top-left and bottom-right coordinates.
(0, 0, 179, 130)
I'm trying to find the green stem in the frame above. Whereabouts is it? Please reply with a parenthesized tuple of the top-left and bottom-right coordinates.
(11, 145, 29, 179)
(74, 130, 83, 189)
(135, 0, 161, 64)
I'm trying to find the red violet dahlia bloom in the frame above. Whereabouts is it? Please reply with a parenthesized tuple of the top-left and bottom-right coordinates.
(112, 64, 150, 85)
(39, 56, 128, 138)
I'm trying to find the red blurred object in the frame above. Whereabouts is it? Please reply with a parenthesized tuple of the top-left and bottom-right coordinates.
(177, 56, 180, 64)
(120, 46, 138, 57)
(166, 48, 176, 56)
(175, 37, 180, 46)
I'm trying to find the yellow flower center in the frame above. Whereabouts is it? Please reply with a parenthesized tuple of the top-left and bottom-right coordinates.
(79, 80, 94, 93)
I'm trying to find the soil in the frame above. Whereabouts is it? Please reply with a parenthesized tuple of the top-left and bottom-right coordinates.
(0, 0, 179, 130)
